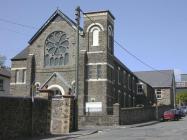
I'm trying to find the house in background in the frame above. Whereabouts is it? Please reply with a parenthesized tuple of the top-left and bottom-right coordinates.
(0, 67, 11, 95)
(181, 74, 187, 81)
(134, 70, 176, 107)
(176, 74, 187, 94)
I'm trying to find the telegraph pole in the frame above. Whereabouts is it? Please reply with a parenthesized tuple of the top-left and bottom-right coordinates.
(74, 6, 80, 130)
(75, 6, 80, 98)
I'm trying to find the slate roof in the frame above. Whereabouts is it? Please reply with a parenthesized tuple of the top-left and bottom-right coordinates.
(114, 56, 134, 75)
(134, 70, 174, 88)
(11, 46, 29, 61)
(0, 68, 11, 78)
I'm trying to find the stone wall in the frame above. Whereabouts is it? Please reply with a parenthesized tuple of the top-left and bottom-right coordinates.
(78, 103, 119, 126)
(158, 88, 171, 105)
(0, 96, 50, 140)
(50, 96, 77, 134)
(78, 115, 117, 126)
(120, 107, 155, 125)
(120, 105, 172, 125)
(79, 103, 171, 126)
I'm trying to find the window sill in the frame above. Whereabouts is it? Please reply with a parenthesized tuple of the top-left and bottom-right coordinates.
(137, 92, 143, 95)
(91, 44, 100, 47)
(10, 83, 26, 85)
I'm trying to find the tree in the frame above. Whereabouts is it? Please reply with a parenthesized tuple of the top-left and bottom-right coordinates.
(0, 55, 6, 67)
(176, 91, 187, 105)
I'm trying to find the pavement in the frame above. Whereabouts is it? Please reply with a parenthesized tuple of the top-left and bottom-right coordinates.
(78, 117, 187, 140)
(19, 120, 159, 140)
(18, 129, 98, 140)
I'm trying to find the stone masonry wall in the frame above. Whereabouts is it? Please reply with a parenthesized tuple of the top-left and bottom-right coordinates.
(120, 107, 155, 125)
(78, 103, 119, 127)
(0, 96, 50, 140)
(158, 88, 171, 105)
(50, 96, 77, 134)
(120, 105, 172, 125)
(78, 115, 117, 126)
(79, 103, 171, 126)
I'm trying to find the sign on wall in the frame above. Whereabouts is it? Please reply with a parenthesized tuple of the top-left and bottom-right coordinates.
(86, 102, 102, 112)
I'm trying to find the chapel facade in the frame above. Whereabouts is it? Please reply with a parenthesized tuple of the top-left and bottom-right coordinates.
(10, 9, 155, 125)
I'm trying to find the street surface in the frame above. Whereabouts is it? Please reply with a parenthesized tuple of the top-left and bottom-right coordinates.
(76, 117, 187, 140)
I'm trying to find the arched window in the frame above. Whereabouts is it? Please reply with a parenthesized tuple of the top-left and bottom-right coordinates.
(54, 58, 58, 66)
(64, 53, 69, 65)
(47, 84, 65, 96)
(50, 57, 54, 66)
(92, 28, 99, 46)
(45, 54, 49, 66)
(124, 93, 127, 107)
(89, 26, 102, 46)
(128, 95, 131, 107)
(108, 25, 113, 51)
(59, 57, 64, 65)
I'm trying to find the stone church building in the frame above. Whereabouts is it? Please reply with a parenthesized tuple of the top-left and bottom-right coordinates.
(10, 9, 155, 126)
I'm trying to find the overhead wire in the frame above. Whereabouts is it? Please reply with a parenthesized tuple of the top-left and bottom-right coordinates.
(0, 17, 38, 29)
(80, 9, 175, 88)
(0, 11, 175, 77)
(0, 10, 175, 83)
(80, 9, 173, 76)
(0, 17, 78, 42)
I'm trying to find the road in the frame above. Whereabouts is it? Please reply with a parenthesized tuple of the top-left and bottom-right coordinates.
(76, 117, 187, 140)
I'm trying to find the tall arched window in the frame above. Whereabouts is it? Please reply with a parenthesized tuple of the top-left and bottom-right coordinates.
(50, 57, 54, 66)
(89, 26, 101, 46)
(64, 53, 69, 65)
(92, 28, 99, 46)
(59, 57, 64, 65)
(54, 58, 59, 66)
(108, 25, 113, 51)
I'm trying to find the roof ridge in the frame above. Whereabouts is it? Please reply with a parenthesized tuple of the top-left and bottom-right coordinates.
(134, 69, 174, 72)
(28, 9, 82, 45)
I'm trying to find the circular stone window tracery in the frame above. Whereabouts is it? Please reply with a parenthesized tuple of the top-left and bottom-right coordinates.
(45, 31, 69, 66)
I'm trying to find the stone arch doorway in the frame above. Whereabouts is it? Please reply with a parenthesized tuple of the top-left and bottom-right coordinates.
(48, 84, 65, 96)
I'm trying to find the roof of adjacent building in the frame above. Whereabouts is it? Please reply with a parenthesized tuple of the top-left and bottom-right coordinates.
(134, 70, 174, 88)
(114, 56, 133, 75)
(11, 46, 29, 61)
(0, 68, 11, 78)
(113, 57, 153, 88)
